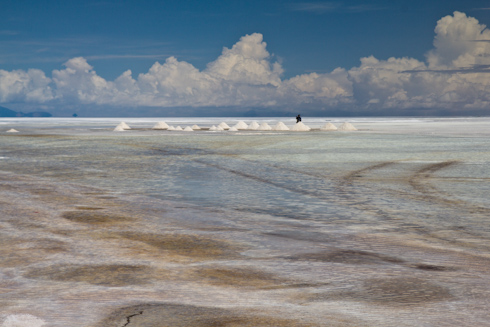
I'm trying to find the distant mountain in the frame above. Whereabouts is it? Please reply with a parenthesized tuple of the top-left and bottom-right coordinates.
(0, 106, 17, 117)
(0, 106, 52, 117)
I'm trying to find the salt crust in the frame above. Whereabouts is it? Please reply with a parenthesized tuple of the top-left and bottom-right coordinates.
(153, 121, 169, 129)
(2, 314, 46, 327)
(338, 122, 357, 131)
(320, 122, 338, 131)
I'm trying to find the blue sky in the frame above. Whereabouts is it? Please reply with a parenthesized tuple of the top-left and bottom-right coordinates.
(2, 0, 490, 116)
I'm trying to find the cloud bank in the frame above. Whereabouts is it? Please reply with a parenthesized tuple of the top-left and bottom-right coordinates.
(2, 11, 490, 115)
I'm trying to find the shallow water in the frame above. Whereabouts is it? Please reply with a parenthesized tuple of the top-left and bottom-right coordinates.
(0, 118, 489, 326)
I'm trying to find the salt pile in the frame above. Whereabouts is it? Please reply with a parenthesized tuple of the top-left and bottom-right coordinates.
(209, 125, 218, 131)
(183, 126, 194, 132)
(291, 122, 311, 131)
(234, 121, 248, 129)
(6, 128, 19, 133)
(248, 121, 260, 130)
(117, 122, 131, 130)
(216, 125, 225, 131)
(167, 126, 176, 131)
(113, 125, 125, 132)
(191, 124, 201, 130)
(228, 126, 238, 132)
(152, 121, 169, 129)
(273, 122, 289, 131)
(320, 122, 338, 131)
(258, 122, 272, 131)
(338, 122, 357, 131)
(174, 126, 183, 131)
(218, 122, 230, 130)
(2, 314, 46, 327)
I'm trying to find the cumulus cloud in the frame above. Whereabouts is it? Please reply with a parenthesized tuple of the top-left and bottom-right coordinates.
(2, 12, 490, 114)
(0, 68, 52, 102)
(347, 11, 490, 110)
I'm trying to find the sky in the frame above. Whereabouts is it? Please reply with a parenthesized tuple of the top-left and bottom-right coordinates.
(2, 0, 490, 117)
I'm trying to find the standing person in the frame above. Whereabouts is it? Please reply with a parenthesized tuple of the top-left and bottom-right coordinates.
(296, 114, 302, 123)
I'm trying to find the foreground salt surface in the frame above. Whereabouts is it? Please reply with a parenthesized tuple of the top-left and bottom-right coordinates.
(0, 117, 490, 326)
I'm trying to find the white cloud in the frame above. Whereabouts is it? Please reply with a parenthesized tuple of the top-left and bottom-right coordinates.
(427, 11, 490, 68)
(0, 68, 53, 102)
(2, 12, 490, 114)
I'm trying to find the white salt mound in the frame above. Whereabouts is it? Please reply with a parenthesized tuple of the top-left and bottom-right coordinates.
(174, 126, 183, 131)
(273, 122, 289, 131)
(258, 122, 272, 131)
(191, 124, 201, 130)
(228, 126, 238, 132)
(338, 122, 357, 131)
(234, 121, 248, 129)
(216, 125, 224, 131)
(113, 125, 125, 132)
(183, 126, 193, 132)
(153, 121, 169, 129)
(218, 122, 230, 130)
(291, 122, 311, 131)
(6, 128, 19, 133)
(248, 121, 260, 130)
(320, 122, 338, 131)
(2, 314, 46, 327)
(209, 125, 218, 131)
(117, 122, 131, 130)
(167, 126, 176, 131)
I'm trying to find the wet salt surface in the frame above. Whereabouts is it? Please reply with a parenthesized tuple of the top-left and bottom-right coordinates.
(0, 117, 489, 326)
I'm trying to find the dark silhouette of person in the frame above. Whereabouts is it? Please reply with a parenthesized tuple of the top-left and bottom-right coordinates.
(296, 114, 302, 123)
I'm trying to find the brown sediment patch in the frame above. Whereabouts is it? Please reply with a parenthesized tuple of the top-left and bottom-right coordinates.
(117, 232, 244, 260)
(264, 230, 330, 243)
(23, 264, 170, 287)
(301, 277, 452, 306)
(61, 211, 133, 225)
(411, 263, 453, 271)
(94, 303, 319, 327)
(359, 277, 452, 305)
(0, 238, 67, 267)
(192, 267, 289, 288)
(75, 206, 105, 210)
(286, 249, 404, 265)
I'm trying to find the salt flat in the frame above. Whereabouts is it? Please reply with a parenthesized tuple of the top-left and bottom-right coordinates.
(0, 117, 489, 326)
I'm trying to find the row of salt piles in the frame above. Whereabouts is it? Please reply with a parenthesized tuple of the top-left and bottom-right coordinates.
(154, 121, 200, 131)
(114, 121, 357, 132)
